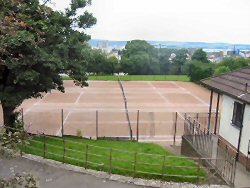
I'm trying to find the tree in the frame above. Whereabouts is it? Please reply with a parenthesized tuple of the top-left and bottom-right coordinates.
(104, 56, 118, 74)
(191, 48, 209, 63)
(171, 49, 188, 74)
(0, 0, 96, 129)
(86, 49, 107, 74)
(121, 40, 160, 75)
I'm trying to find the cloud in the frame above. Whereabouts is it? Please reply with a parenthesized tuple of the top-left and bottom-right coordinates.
(47, 0, 250, 43)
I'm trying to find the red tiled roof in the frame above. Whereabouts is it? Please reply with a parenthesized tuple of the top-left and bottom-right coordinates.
(201, 66, 250, 104)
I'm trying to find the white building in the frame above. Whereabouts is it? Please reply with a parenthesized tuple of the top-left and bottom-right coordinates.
(201, 66, 250, 167)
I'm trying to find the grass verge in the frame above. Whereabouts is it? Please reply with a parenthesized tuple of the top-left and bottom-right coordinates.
(62, 75, 190, 81)
(23, 136, 205, 182)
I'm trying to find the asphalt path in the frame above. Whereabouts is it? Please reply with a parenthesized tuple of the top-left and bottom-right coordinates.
(0, 155, 143, 188)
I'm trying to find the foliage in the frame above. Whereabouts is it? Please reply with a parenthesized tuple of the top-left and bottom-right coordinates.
(184, 60, 215, 82)
(214, 66, 231, 76)
(23, 136, 206, 182)
(121, 40, 160, 75)
(216, 57, 250, 71)
(171, 49, 188, 74)
(0, 0, 96, 128)
(0, 174, 38, 188)
(0, 125, 29, 157)
(191, 48, 209, 63)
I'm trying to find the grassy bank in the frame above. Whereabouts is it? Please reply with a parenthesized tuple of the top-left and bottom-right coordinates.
(62, 75, 190, 81)
(24, 136, 205, 182)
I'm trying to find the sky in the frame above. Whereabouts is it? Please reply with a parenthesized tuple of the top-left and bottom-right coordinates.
(47, 0, 250, 44)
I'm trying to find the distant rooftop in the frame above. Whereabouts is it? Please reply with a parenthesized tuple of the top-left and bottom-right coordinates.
(201, 66, 250, 104)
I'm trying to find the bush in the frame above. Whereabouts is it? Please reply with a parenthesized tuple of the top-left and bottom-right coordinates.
(184, 60, 215, 82)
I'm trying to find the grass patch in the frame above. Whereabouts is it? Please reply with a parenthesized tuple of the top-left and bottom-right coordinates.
(62, 75, 190, 81)
(23, 136, 205, 182)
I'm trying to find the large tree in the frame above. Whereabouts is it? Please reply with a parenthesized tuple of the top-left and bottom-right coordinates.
(191, 48, 209, 63)
(0, 0, 96, 129)
(121, 40, 160, 75)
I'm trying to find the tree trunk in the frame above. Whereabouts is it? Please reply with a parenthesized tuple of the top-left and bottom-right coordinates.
(2, 103, 16, 132)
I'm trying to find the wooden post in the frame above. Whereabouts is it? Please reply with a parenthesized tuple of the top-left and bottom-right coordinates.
(96, 110, 98, 140)
(133, 152, 137, 178)
(85, 144, 89, 168)
(161, 155, 166, 178)
(207, 90, 213, 132)
(214, 93, 220, 135)
(63, 139, 66, 163)
(21, 108, 24, 125)
(109, 148, 112, 174)
(173, 112, 178, 145)
(136, 110, 139, 142)
(197, 158, 201, 183)
(43, 134, 46, 159)
(61, 109, 64, 137)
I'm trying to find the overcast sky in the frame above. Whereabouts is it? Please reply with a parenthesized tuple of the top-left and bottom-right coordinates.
(47, 0, 250, 44)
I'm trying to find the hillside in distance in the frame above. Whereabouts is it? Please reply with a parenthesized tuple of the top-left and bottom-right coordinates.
(89, 39, 250, 50)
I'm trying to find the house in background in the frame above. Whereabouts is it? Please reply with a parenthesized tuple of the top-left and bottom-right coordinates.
(201, 66, 250, 167)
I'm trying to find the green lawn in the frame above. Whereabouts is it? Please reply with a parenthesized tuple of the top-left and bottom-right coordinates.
(62, 75, 190, 81)
(23, 136, 205, 182)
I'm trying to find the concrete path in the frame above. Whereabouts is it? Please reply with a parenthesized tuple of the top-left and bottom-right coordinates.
(0, 155, 142, 188)
(234, 162, 250, 188)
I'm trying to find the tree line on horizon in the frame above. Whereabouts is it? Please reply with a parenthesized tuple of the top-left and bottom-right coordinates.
(86, 40, 250, 81)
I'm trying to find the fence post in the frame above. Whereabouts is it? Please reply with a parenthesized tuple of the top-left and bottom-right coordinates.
(133, 152, 137, 178)
(136, 110, 140, 142)
(21, 108, 24, 125)
(109, 148, 112, 174)
(63, 138, 66, 163)
(85, 144, 89, 168)
(161, 155, 166, 178)
(173, 112, 178, 145)
(197, 158, 201, 183)
(96, 110, 98, 140)
(61, 109, 64, 137)
(43, 134, 46, 159)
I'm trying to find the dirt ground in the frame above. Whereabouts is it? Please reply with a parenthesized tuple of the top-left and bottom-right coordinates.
(0, 81, 219, 143)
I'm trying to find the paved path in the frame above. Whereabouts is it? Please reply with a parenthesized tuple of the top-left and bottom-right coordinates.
(0, 155, 142, 188)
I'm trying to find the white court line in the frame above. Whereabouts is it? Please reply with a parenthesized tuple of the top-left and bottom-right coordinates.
(75, 91, 84, 104)
(23, 93, 50, 116)
(171, 81, 186, 90)
(147, 81, 170, 103)
(56, 111, 71, 136)
(34, 93, 49, 106)
(172, 82, 209, 106)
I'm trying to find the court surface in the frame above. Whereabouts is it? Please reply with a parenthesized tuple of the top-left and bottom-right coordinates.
(0, 81, 218, 144)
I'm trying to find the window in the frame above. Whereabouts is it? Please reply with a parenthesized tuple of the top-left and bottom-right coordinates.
(232, 102, 244, 128)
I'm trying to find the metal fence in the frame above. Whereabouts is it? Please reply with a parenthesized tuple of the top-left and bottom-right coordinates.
(18, 108, 185, 144)
(180, 113, 237, 186)
(0, 126, 228, 184)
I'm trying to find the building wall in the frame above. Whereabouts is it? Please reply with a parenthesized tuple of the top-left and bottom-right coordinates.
(219, 95, 240, 148)
(240, 104, 250, 156)
(219, 95, 250, 156)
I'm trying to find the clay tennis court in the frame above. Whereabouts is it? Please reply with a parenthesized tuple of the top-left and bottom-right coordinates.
(0, 80, 218, 143)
